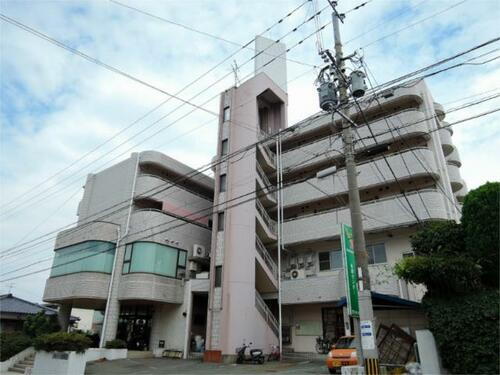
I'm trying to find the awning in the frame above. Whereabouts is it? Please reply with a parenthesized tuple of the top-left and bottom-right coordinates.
(336, 291, 421, 309)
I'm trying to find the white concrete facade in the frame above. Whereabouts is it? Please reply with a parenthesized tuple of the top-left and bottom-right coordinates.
(43, 151, 214, 355)
(208, 76, 465, 356)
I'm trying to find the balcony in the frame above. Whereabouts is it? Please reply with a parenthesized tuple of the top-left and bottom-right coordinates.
(256, 163, 277, 206)
(118, 273, 184, 304)
(439, 127, 454, 156)
(434, 102, 445, 121)
(283, 148, 439, 208)
(455, 180, 468, 202)
(283, 189, 449, 246)
(255, 290, 279, 337)
(43, 273, 110, 309)
(257, 137, 276, 172)
(281, 266, 401, 305)
(447, 164, 464, 193)
(256, 199, 277, 243)
(255, 236, 278, 292)
(283, 85, 424, 143)
(128, 209, 211, 247)
(281, 109, 429, 170)
(446, 147, 462, 167)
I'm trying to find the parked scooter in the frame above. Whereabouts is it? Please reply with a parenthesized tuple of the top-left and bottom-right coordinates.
(267, 345, 280, 361)
(315, 336, 332, 354)
(235, 342, 265, 364)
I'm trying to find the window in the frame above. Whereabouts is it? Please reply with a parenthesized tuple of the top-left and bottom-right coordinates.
(366, 243, 387, 265)
(215, 266, 222, 287)
(50, 241, 116, 277)
(122, 241, 187, 279)
(318, 252, 330, 271)
(318, 249, 343, 271)
(219, 174, 227, 192)
(223, 106, 230, 122)
(217, 212, 225, 231)
(221, 139, 228, 156)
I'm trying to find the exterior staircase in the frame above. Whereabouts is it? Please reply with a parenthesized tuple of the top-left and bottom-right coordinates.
(9, 353, 35, 373)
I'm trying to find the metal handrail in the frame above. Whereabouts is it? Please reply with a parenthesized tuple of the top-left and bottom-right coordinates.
(256, 199, 277, 234)
(255, 236, 278, 280)
(255, 291, 279, 337)
(256, 163, 276, 201)
(257, 130, 276, 164)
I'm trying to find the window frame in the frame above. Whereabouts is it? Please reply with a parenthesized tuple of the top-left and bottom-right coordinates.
(223, 106, 230, 122)
(217, 212, 225, 232)
(366, 243, 387, 265)
(214, 265, 222, 287)
(121, 241, 188, 280)
(219, 174, 227, 193)
(221, 139, 228, 156)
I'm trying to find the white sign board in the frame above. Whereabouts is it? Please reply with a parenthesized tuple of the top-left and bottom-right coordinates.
(360, 320, 376, 350)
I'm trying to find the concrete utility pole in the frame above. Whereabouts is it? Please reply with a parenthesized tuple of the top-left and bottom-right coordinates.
(326, 0, 380, 371)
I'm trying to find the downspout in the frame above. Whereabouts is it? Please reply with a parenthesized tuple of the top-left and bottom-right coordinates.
(276, 134, 283, 360)
(99, 153, 140, 348)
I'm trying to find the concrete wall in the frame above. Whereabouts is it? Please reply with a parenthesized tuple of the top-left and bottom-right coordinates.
(283, 189, 448, 246)
(149, 302, 187, 357)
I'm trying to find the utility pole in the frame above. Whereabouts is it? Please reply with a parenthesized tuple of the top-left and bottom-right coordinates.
(318, 1, 380, 372)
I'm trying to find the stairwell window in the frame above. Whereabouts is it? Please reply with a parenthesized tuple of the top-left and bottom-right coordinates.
(367, 243, 387, 265)
(221, 139, 228, 156)
(219, 174, 227, 192)
(217, 212, 225, 231)
(215, 266, 222, 287)
(223, 106, 230, 122)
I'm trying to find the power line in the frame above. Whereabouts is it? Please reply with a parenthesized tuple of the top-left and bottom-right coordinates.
(0, 5, 326, 218)
(3, 37, 498, 257)
(0, 13, 219, 116)
(0, 0, 316, 211)
(110, 0, 317, 68)
(360, 0, 469, 49)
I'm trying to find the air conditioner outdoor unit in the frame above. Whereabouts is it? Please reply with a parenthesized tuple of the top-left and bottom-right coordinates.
(188, 261, 198, 272)
(290, 269, 306, 280)
(193, 244, 208, 258)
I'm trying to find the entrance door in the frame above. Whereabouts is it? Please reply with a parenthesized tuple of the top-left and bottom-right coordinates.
(117, 305, 153, 350)
(322, 307, 344, 342)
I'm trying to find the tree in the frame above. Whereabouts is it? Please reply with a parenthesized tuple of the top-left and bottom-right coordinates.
(23, 311, 60, 339)
(461, 181, 500, 287)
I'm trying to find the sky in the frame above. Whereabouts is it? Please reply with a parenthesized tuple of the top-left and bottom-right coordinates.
(0, 0, 499, 303)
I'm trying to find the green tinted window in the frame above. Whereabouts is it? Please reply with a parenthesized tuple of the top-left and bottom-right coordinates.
(125, 242, 187, 279)
(51, 241, 115, 277)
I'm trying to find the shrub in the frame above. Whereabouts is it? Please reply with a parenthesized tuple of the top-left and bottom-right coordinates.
(105, 339, 127, 349)
(461, 182, 500, 287)
(33, 332, 91, 353)
(423, 290, 499, 374)
(23, 311, 60, 339)
(0, 332, 32, 361)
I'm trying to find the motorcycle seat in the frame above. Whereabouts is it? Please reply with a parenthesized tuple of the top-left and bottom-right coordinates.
(250, 349, 262, 356)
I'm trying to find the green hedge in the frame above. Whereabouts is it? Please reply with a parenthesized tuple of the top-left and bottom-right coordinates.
(0, 332, 32, 361)
(423, 289, 499, 374)
(105, 339, 127, 349)
(33, 332, 92, 353)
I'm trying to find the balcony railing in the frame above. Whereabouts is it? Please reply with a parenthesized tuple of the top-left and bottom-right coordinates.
(255, 290, 279, 337)
(256, 199, 277, 234)
(255, 236, 278, 280)
(257, 130, 276, 164)
(256, 163, 276, 201)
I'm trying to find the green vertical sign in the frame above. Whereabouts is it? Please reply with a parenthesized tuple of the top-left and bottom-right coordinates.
(341, 224, 359, 318)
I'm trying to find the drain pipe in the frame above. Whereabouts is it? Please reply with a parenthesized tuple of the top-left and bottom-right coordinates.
(99, 154, 140, 348)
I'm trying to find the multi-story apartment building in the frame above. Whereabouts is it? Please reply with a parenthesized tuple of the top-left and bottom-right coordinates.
(206, 73, 466, 357)
(43, 151, 214, 356)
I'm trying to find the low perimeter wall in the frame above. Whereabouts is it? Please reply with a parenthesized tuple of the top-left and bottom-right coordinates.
(0, 346, 35, 373)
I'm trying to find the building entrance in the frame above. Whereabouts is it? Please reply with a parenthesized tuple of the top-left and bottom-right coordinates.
(322, 307, 345, 342)
(189, 293, 208, 354)
(117, 305, 153, 350)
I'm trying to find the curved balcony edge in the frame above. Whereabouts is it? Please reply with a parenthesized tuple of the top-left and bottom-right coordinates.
(118, 273, 184, 304)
